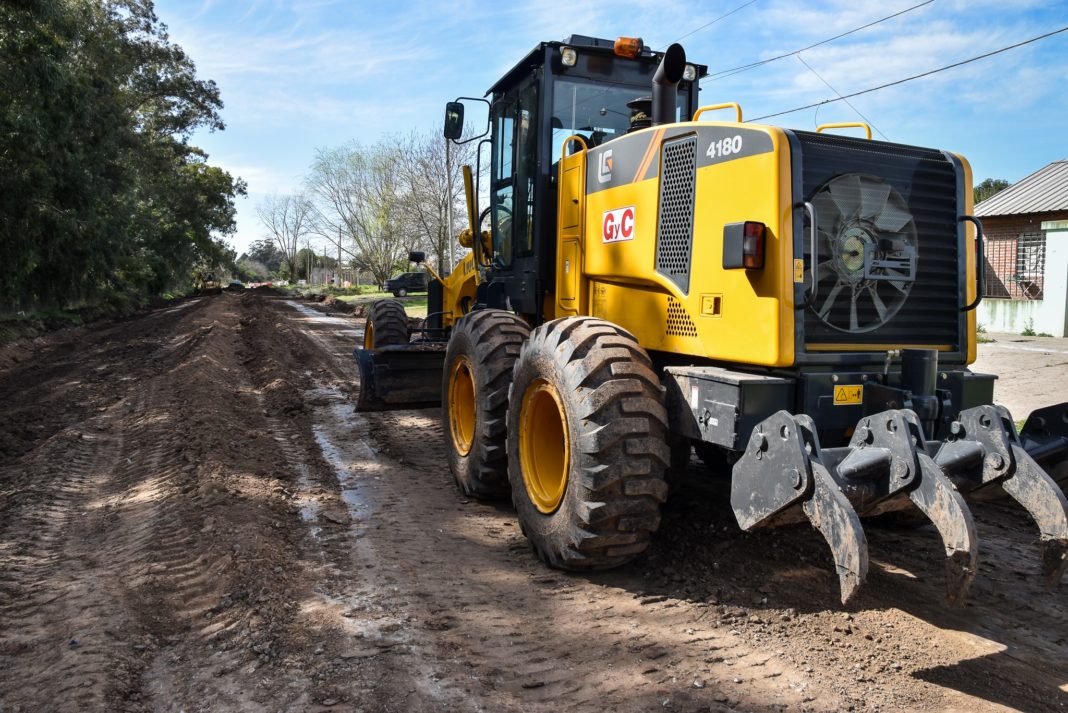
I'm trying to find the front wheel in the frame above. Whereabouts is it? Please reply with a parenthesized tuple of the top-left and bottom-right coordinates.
(507, 317, 669, 570)
(442, 310, 531, 498)
(364, 300, 410, 349)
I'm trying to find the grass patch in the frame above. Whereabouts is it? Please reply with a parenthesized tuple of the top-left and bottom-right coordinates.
(335, 293, 428, 318)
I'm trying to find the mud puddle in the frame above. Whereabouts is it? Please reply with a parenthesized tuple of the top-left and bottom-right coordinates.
(306, 383, 379, 519)
(285, 300, 362, 340)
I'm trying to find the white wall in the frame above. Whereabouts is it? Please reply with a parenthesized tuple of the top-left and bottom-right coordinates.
(978, 227, 1068, 337)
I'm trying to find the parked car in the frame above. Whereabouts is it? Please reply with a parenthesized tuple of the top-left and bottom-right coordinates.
(384, 271, 429, 297)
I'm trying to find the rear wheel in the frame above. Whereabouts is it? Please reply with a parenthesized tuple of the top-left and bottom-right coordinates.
(363, 300, 410, 349)
(443, 310, 531, 498)
(507, 317, 669, 570)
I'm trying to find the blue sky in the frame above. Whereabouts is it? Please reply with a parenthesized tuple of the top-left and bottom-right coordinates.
(154, 0, 1068, 255)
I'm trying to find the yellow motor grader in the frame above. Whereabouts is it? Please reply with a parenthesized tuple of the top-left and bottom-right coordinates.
(355, 34, 1068, 604)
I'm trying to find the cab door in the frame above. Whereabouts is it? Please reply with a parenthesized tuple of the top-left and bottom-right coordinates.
(488, 77, 541, 315)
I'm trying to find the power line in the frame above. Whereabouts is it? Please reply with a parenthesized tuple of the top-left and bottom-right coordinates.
(704, 0, 934, 81)
(751, 25, 1068, 122)
(659, 0, 760, 49)
(795, 54, 889, 140)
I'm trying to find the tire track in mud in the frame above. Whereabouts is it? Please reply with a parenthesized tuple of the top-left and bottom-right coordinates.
(356, 409, 828, 712)
(0, 301, 227, 711)
(280, 294, 1068, 712)
(0, 409, 138, 710)
(0, 294, 315, 711)
(278, 298, 841, 712)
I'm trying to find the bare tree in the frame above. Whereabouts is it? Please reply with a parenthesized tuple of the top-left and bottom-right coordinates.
(305, 141, 413, 286)
(397, 131, 476, 272)
(256, 194, 313, 278)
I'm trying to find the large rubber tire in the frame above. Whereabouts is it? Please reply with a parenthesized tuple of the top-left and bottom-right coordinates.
(443, 309, 531, 499)
(364, 300, 410, 349)
(507, 317, 670, 570)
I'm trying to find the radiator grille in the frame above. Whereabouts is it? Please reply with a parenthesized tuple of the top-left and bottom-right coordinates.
(656, 135, 697, 293)
(794, 131, 961, 348)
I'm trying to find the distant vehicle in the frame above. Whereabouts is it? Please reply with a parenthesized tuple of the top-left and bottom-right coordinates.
(384, 271, 429, 297)
(225, 280, 246, 292)
(193, 272, 222, 296)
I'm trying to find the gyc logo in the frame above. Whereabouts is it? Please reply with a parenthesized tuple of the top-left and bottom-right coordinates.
(602, 206, 635, 244)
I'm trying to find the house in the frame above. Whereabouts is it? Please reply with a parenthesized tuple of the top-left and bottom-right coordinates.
(974, 160, 1068, 336)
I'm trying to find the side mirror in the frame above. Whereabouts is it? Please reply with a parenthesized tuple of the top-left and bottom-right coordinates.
(443, 102, 464, 140)
(408, 250, 426, 264)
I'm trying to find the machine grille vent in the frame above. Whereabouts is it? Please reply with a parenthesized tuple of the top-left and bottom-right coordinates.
(656, 135, 697, 293)
(666, 297, 698, 337)
(793, 130, 961, 349)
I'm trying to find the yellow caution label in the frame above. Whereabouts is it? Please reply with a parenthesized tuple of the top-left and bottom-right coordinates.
(833, 385, 863, 405)
(793, 259, 805, 283)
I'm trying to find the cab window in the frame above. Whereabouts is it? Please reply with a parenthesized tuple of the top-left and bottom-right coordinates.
(491, 96, 516, 266)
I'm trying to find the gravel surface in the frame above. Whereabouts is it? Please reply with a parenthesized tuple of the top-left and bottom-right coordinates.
(972, 332, 1068, 420)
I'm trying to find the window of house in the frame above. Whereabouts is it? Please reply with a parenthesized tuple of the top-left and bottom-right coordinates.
(1015, 232, 1045, 299)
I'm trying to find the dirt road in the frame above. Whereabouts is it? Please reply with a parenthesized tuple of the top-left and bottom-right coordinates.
(2, 292, 1066, 712)
(972, 332, 1068, 421)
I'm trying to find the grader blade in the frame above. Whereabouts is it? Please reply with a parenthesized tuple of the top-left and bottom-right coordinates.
(949, 405, 1068, 587)
(353, 345, 445, 412)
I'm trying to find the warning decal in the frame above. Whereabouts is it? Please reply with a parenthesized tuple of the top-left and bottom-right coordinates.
(833, 385, 863, 405)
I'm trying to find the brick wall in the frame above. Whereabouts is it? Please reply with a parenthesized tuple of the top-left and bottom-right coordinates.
(979, 211, 1068, 300)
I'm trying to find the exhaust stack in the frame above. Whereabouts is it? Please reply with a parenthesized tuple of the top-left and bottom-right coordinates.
(652, 43, 686, 126)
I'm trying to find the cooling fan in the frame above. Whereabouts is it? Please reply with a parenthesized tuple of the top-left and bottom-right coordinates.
(805, 173, 918, 333)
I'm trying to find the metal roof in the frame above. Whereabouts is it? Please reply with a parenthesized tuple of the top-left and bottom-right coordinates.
(975, 159, 1068, 216)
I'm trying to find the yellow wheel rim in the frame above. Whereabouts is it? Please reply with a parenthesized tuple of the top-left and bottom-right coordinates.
(519, 378, 570, 514)
(448, 355, 476, 456)
(363, 321, 374, 349)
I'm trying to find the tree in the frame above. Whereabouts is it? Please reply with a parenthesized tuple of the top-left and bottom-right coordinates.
(974, 178, 1010, 205)
(397, 130, 476, 272)
(0, 0, 243, 311)
(245, 238, 285, 274)
(236, 256, 269, 283)
(305, 141, 412, 286)
(256, 194, 312, 279)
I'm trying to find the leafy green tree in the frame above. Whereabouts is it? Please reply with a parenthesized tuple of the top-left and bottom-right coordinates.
(974, 178, 1010, 205)
(0, 0, 243, 312)
(246, 239, 286, 274)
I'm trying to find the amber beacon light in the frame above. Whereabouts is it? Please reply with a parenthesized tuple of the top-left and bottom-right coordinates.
(613, 36, 642, 58)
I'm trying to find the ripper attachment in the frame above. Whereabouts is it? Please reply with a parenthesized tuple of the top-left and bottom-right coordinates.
(731, 403, 1068, 605)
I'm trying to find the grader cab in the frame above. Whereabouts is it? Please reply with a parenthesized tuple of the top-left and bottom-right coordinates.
(355, 35, 1068, 604)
